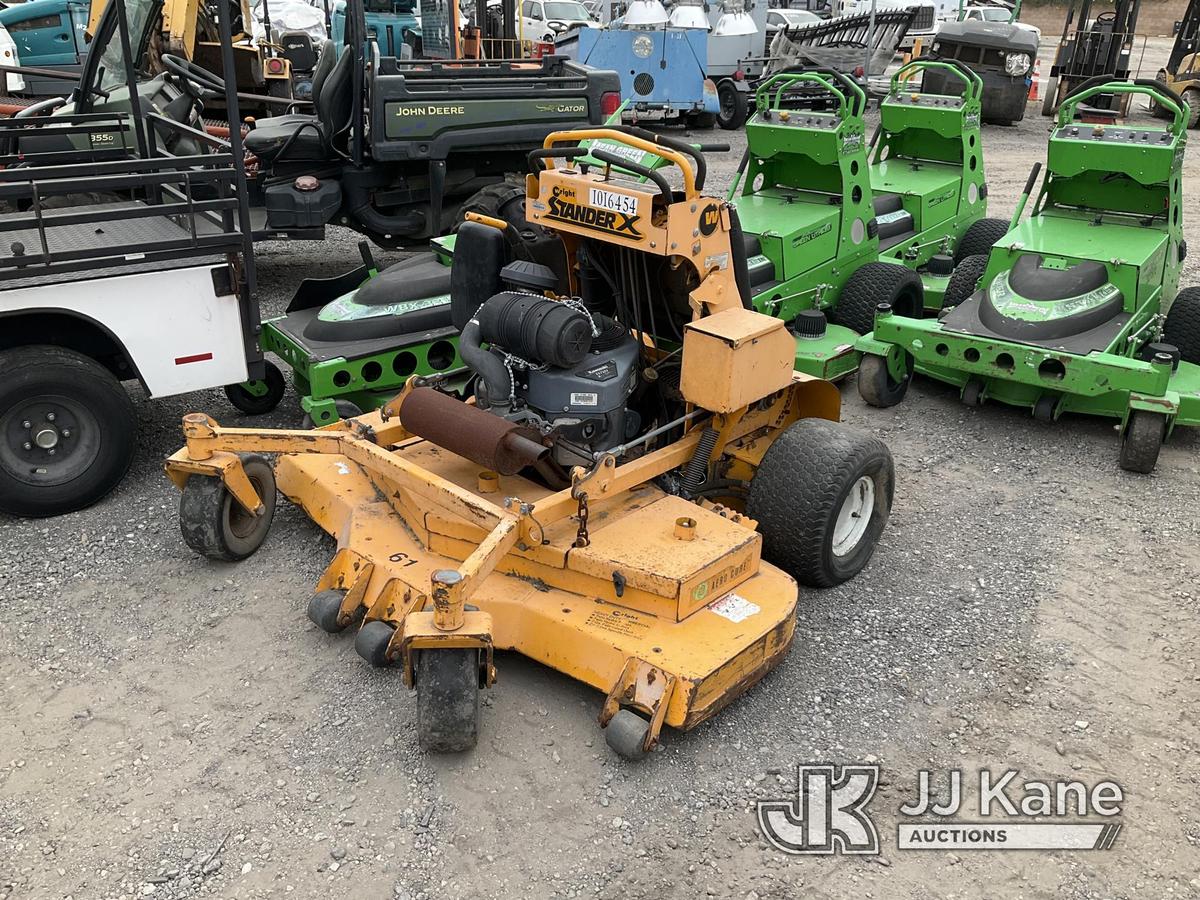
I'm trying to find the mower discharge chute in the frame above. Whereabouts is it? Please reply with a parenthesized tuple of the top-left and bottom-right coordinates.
(727, 63, 1005, 381)
(857, 78, 1200, 474)
(166, 128, 896, 758)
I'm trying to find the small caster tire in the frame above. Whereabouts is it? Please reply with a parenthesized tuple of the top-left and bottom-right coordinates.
(300, 398, 362, 429)
(307, 588, 352, 633)
(224, 361, 286, 415)
(857, 352, 911, 408)
(961, 379, 985, 406)
(1033, 395, 1057, 422)
(416, 648, 481, 753)
(179, 454, 276, 561)
(355, 619, 397, 667)
(605, 709, 652, 761)
(1119, 410, 1167, 474)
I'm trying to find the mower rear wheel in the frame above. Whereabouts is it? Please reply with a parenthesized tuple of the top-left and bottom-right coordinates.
(307, 588, 353, 633)
(954, 218, 1009, 264)
(1119, 411, 1167, 474)
(179, 454, 276, 561)
(454, 176, 528, 229)
(416, 648, 481, 753)
(605, 709, 652, 761)
(1184, 89, 1200, 128)
(1163, 287, 1200, 365)
(224, 361, 286, 415)
(748, 418, 894, 587)
(355, 620, 397, 667)
(942, 254, 988, 309)
(833, 263, 924, 336)
(857, 352, 911, 408)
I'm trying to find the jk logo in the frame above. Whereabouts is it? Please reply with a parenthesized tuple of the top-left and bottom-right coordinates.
(757, 764, 880, 855)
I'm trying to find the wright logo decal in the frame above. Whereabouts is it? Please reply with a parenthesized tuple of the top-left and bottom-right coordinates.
(547, 187, 643, 239)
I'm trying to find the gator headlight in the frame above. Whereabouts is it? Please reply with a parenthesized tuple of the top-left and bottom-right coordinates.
(1006, 53, 1031, 76)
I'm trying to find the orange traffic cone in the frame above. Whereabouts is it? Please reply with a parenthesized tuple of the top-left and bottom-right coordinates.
(1028, 58, 1041, 102)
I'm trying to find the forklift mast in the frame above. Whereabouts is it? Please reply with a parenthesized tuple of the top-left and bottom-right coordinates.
(1166, 0, 1200, 74)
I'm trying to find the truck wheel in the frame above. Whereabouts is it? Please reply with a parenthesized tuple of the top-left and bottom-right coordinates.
(1118, 410, 1167, 474)
(942, 254, 988, 309)
(179, 454, 277, 560)
(857, 351, 911, 408)
(0, 345, 136, 518)
(832, 263, 924, 336)
(1184, 89, 1200, 128)
(224, 361, 286, 415)
(954, 218, 1009, 264)
(1164, 287, 1200, 365)
(717, 81, 748, 130)
(748, 418, 894, 587)
(416, 648, 481, 753)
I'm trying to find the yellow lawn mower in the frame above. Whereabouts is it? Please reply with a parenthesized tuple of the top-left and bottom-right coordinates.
(165, 127, 895, 759)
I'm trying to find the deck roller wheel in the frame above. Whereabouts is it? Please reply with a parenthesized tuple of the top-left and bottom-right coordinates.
(179, 454, 276, 561)
(1033, 395, 1058, 423)
(416, 648, 481, 753)
(1119, 411, 1167, 474)
(355, 620, 398, 667)
(961, 379, 985, 406)
(605, 709, 652, 761)
(307, 588, 357, 633)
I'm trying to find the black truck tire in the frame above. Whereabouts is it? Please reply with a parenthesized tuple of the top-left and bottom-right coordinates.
(832, 262, 924, 335)
(942, 254, 989, 309)
(748, 418, 894, 587)
(0, 345, 137, 518)
(954, 218, 1009, 264)
(717, 81, 749, 130)
(1164, 287, 1200, 365)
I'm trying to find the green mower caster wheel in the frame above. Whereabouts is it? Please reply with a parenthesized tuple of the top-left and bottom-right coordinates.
(1119, 411, 1167, 474)
(857, 353, 910, 408)
(179, 454, 276, 561)
(961, 379, 985, 406)
(605, 709, 652, 761)
(416, 648, 481, 753)
(355, 620, 397, 667)
(307, 588, 357, 634)
(224, 361, 286, 416)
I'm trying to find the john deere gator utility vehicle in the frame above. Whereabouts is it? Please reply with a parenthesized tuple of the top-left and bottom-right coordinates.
(857, 78, 1200, 474)
(167, 128, 895, 758)
(726, 63, 1006, 381)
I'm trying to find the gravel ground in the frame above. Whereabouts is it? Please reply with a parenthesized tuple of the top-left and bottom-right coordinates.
(2, 43, 1200, 900)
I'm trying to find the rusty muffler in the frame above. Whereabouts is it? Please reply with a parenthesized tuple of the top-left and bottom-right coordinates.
(399, 387, 548, 476)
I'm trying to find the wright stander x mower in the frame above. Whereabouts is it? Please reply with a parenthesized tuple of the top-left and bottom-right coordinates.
(726, 63, 1006, 381)
(166, 128, 895, 758)
(856, 78, 1200, 474)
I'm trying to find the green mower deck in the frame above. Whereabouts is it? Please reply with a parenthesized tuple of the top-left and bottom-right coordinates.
(856, 77, 1200, 473)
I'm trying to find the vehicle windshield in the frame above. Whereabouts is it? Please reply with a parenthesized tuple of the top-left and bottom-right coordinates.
(544, 1, 592, 19)
(979, 7, 1011, 20)
(93, 0, 157, 92)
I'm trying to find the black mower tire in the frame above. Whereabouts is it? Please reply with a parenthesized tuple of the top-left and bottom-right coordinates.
(942, 254, 988, 309)
(0, 345, 136, 518)
(225, 360, 286, 415)
(1185, 89, 1200, 129)
(1119, 410, 1167, 474)
(454, 176, 528, 230)
(747, 418, 894, 588)
(355, 619, 398, 667)
(857, 352, 911, 408)
(832, 263, 924, 336)
(307, 588, 352, 633)
(605, 709, 652, 761)
(179, 454, 276, 561)
(717, 81, 749, 130)
(954, 218, 1009, 264)
(1164, 287, 1200, 365)
(416, 648, 481, 753)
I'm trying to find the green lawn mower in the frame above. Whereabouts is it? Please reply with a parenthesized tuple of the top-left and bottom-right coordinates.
(726, 62, 1005, 382)
(856, 77, 1200, 474)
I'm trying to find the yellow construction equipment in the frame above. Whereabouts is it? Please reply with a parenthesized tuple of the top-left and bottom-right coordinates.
(165, 128, 895, 758)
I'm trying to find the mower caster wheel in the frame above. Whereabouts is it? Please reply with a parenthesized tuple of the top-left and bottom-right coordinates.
(857, 353, 910, 408)
(605, 709, 652, 761)
(224, 361, 285, 415)
(416, 649, 481, 753)
(961, 379, 985, 406)
(1119, 411, 1167, 474)
(300, 399, 362, 429)
(179, 454, 276, 561)
(355, 620, 397, 667)
(308, 588, 356, 633)
(1033, 395, 1057, 422)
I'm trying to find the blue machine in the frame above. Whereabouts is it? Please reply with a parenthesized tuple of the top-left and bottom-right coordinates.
(574, 27, 718, 124)
(330, 0, 420, 57)
(0, 0, 90, 95)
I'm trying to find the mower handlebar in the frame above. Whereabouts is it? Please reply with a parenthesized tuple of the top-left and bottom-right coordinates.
(754, 69, 867, 119)
(540, 128, 699, 198)
(889, 59, 983, 103)
(593, 124, 709, 190)
(587, 148, 674, 199)
(1057, 77, 1188, 135)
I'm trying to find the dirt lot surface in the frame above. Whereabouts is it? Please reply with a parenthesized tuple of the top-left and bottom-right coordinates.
(3, 41, 1199, 900)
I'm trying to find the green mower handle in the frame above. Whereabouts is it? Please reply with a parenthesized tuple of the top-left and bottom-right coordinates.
(1057, 77, 1188, 135)
(889, 59, 983, 103)
(754, 70, 867, 119)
